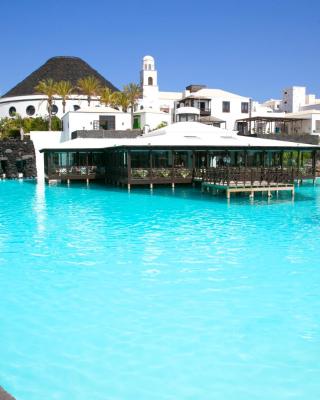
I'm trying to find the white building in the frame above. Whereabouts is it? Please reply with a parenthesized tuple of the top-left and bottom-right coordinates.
(136, 56, 252, 131)
(61, 107, 132, 141)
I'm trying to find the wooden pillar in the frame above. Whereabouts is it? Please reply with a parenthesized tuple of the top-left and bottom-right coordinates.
(171, 149, 175, 185)
(297, 150, 301, 183)
(312, 150, 316, 180)
(149, 150, 153, 186)
(127, 150, 131, 187)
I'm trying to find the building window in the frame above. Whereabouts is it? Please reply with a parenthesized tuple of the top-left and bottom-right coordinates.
(8, 106, 16, 117)
(99, 115, 115, 130)
(148, 77, 153, 86)
(26, 105, 35, 116)
(241, 102, 249, 113)
(222, 101, 230, 113)
(148, 64, 152, 70)
(73, 105, 80, 111)
(51, 105, 58, 115)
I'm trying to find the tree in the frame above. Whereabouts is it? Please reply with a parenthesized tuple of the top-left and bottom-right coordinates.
(55, 80, 73, 114)
(100, 87, 113, 107)
(34, 79, 57, 131)
(77, 76, 101, 106)
(123, 83, 142, 129)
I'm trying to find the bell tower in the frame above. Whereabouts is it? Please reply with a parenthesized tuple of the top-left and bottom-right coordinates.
(140, 55, 159, 110)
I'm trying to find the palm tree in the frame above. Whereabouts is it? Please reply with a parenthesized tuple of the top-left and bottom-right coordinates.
(123, 83, 142, 128)
(34, 79, 57, 131)
(55, 80, 73, 114)
(99, 87, 113, 107)
(77, 76, 101, 107)
(117, 92, 130, 113)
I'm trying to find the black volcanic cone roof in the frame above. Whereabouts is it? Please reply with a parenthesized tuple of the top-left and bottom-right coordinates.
(2, 56, 118, 97)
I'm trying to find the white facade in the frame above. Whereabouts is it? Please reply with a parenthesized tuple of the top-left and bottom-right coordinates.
(134, 110, 171, 132)
(61, 107, 131, 141)
(176, 87, 251, 130)
(0, 94, 103, 120)
(282, 86, 306, 113)
(264, 86, 320, 114)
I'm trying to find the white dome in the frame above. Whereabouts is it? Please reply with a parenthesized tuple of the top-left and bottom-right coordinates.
(143, 55, 154, 62)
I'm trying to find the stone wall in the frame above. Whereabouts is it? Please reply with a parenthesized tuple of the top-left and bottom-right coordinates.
(71, 129, 142, 139)
(0, 139, 37, 179)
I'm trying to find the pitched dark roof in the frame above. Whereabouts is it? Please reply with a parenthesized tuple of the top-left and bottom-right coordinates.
(2, 56, 118, 98)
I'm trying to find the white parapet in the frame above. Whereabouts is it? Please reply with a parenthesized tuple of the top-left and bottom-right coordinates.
(30, 131, 63, 182)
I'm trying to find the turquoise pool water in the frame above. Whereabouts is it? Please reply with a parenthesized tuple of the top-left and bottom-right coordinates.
(0, 180, 319, 400)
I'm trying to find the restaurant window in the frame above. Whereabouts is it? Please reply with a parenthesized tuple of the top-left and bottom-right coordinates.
(241, 102, 249, 113)
(131, 151, 150, 168)
(174, 151, 192, 168)
(222, 101, 230, 113)
(152, 151, 172, 168)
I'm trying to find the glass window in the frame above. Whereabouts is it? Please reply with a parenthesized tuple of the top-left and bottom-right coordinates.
(99, 115, 115, 130)
(152, 151, 172, 168)
(74, 105, 80, 111)
(131, 151, 150, 168)
(222, 101, 230, 113)
(9, 106, 16, 117)
(26, 105, 35, 116)
(174, 151, 192, 168)
(241, 102, 249, 113)
(51, 105, 58, 115)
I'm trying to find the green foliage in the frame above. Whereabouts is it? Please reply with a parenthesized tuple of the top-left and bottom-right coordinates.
(51, 116, 61, 131)
(153, 121, 168, 131)
(0, 115, 61, 139)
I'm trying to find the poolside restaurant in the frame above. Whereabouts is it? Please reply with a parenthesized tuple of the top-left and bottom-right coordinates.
(41, 122, 319, 191)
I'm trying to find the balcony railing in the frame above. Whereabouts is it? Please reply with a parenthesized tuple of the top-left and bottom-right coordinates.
(193, 166, 315, 186)
(47, 165, 105, 179)
(130, 168, 193, 180)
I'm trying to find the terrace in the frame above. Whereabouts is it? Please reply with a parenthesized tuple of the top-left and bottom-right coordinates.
(43, 147, 317, 189)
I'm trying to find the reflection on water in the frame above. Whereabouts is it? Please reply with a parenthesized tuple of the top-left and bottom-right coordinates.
(33, 182, 46, 236)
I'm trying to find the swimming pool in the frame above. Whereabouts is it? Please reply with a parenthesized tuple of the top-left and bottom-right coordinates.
(0, 181, 319, 399)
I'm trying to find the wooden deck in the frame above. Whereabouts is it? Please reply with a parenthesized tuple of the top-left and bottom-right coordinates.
(199, 167, 298, 200)
(201, 181, 294, 199)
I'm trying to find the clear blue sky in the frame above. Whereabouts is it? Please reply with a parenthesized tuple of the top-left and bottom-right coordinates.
(1, 0, 319, 101)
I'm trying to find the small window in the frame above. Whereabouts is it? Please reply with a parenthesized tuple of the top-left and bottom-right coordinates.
(222, 101, 230, 113)
(9, 106, 16, 117)
(148, 77, 153, 86)
(73, 105, 80, 111)
(241, 102, 249, 113)
(51, 105, 58, 115)
(26, 105, 35, 116)
(144, 64, 147, 70)
(148, 64, 152, 70)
